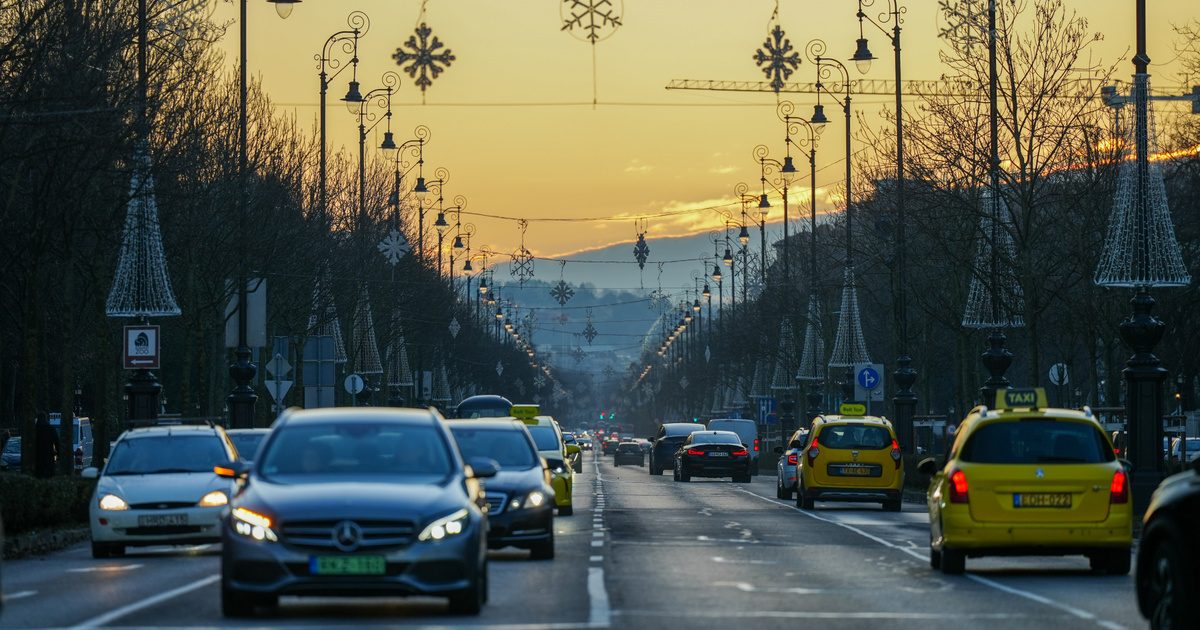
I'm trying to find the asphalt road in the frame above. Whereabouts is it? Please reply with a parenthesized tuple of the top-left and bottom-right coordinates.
(1, 452, 1145, 629)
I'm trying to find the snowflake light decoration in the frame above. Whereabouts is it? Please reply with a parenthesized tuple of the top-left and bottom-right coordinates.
(704, 345, 711, 363)
(377, 228, 411, 266)
(392, 23, 455, 97)
(448, 317, 461, 338)
(550, 279, 575, 305)
(561, 0, 622, 43)
(633, 233, 650, 269)
(573, 346, 586, 363)
(495, 361, 504, 377)
(511, 247, 535, 286)
(533, 374, 547, 389)
(679, 375, 690, 390)
(754, 24, 801, 93)
(582, 310, 598, 344)
(554, 313, 570, 326)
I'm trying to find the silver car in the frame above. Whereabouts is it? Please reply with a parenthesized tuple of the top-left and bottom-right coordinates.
(774, 429, 809, 500)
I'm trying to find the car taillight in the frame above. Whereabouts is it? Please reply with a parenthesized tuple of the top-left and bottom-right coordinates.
(787, 453, 799, 465)
(1110, 470, 1129, 504)
(890, 439, 901, 467)
(686, 448, 705, 456)
(753, 438, 759, 452)
(732, 448, 749, 457)
(807, 438, 820, 462)
(949, 469, 969, 503)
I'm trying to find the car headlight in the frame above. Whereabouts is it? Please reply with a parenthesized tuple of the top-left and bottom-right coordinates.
(508, 491, 548, 511)
(198, 490, 228, 507)
(98, 494, 128, 511)
(231, 507, 278, 542)
(546, 458, 567, 475)
(418, 508, 469, 542)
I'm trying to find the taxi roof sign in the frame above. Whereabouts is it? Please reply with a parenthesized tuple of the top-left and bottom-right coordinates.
(996, 387, 1048, 410)
(838, 403, 867, 416)
(510, 404, 540, 421)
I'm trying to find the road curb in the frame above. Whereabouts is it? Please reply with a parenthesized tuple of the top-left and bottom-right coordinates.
(3, 525, 88, 559)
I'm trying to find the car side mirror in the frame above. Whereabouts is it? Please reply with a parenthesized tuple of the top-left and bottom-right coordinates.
(469, 457, 500, 479)
(566, 444, 581, 456)
(81, 466, 99, 479)
(214, 461, 249, 479)
(916, 457, 939, 475)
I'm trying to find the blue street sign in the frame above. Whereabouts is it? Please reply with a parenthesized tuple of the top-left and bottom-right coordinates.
(857, 366, 881, 391)
(758, 397, 777, 424)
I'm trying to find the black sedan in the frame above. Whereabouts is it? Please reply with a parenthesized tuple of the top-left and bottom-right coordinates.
(613, 441, 645, 467)
(673, 430, 752, 483)
(218, 408, 495, 617)
(1136, 456, 1200, 628)
(448, 420, 556, 559)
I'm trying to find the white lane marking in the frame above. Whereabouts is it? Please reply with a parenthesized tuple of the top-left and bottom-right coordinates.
(617, 609, 1038, 620)
(712, 556, 777, 565)
(69, 574, 219, 628)
(735, 487, 1123, 630)
(3, 590, 37, 601)
(66, 563, 144, 573)
(712, 580, 823, 595)
(590, 555, 603, 562)
(587, 566, 611, 627)
(592, 531, 604, 538)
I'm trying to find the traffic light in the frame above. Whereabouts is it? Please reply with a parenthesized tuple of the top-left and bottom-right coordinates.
(692, 417, 699, 423)
(599, 411, 606, 420)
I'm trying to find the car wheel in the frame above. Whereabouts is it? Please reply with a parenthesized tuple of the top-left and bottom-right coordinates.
(929, 538, 942, 570)
(558, 503, 573, 516)
(221, 582, 259, 618)
(614, 460, 620, 468)
(574, 462, 582, 473)
(1145, 536, 1195, 629)
(940, 547, 965, 575)
(447, 571, 484, 616)
(775, 478, 785, 499)
(781, 483, 794, 500)
(679, 466, 690, 482)
(529, 532, 555, 560)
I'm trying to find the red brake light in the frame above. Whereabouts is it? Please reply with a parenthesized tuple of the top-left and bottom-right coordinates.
(753, 438, 760, 452)
(1110, 470, 1129, 504)
(890, 439, 902, 467)
(732, 448, 749, 457)
(686, 448, 705, 456)
(787, 453, 799, 465)
(949, 470, 969, 503)
(807, 438, 820, 461)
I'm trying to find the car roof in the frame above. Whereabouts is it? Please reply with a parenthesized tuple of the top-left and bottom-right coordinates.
(691, 430, 740, 438)
(813, 415, 892, 427)
(277, 407, 443, 426)
(965, 406, 1101, 431)
(226, 428, 270, 435)
(122, 424, 223, 437)
(446, 418, 527, 430)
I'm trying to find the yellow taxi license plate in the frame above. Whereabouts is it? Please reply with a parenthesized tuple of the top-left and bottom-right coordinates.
(1013, 493, 1071, 508)
(309, 555, 386, 575)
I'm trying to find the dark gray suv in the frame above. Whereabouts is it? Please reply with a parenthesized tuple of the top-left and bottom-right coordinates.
(218, 408, 496, 617)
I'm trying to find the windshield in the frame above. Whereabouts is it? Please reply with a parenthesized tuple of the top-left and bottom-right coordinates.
(692, 432, 741, 445)
(106, 435, 228, 475)
(455, 401, 512, 419)
(527, 425, 561, 452)
(260, 423, 453, 477)
(817, 425, 892, 450)
(230, 433, 267, 461)
(450, 427, 537, 469)
(960, 420, 1114, 464)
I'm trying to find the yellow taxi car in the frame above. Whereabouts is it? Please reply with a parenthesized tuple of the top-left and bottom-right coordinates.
(919, 388, 1132, 575)
(796, 404, 904, 512)
(512, 405, 578, 516)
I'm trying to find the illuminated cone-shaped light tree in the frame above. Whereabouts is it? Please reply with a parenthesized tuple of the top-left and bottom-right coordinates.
(385, 318, 414, 406)
(350, 284, 383, 405)
(797, 296, 825, 425)
(828, 266, 871, 404)
(307, 268, 348, 365)
(769, 319, 798, 444)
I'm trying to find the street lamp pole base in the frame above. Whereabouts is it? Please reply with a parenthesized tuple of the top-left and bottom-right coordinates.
(979, 329, 1013, 406)
(227, 347, 257, 428)
(1120, 288, 1167, 516)
(126, 369, 161, 427)
(805, 381, 823, 428)
(893, 355, 917, 452)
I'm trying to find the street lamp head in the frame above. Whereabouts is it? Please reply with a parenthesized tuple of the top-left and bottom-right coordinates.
(737, 225, 750, 246)
(413, 176, 429, 200)
(342, 80, 363, 107)
(702, 283, 711, 298)
(781, 155, 798, 184)
(684, 312, 693, 323)
(463, 258, 473, 271)
(504, 319, 513, 331)
(495, 306, 504, 320)
(692, 298, 701, 313)
(380, 131, 398, 153)
(479, 277, 489, 294)
(757, 193, 771, 216)
(722, 247, 734, 266)
(711, 264, 723, 282)
(851, 38, 875, 74)
(452, 234, 464, 250)
(267, 0, 300, 20)
(810, 104, 830, 125)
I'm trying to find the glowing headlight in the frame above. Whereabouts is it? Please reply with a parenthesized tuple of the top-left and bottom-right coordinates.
(98, 494, 128, 511)
(418, 508, 469, 542)
(198, 490, 228, 507)
(231, 507, 278, 542)
(523, 491, 547, 508)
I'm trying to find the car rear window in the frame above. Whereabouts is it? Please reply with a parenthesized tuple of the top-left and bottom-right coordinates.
(527, 425, 561, 451)
(450, 427, 537, 469)
(261, 423, 453, 477)
(692, 432, 741, 445)
(617, 443, 640, 452)
(816, 424, 892, 450)
(230, 433, 267, 461)
(960, 419, 1114, 464)
(106, 435, 228, 475)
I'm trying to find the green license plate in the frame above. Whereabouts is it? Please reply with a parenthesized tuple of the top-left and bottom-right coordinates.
(309, 555, 386, 575)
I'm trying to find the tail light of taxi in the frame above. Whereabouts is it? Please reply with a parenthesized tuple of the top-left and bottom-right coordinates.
(786, 452, 799, 465)
(807, 438, 820, 463)
(753, 438, 760, 452)
(732, 448, 749, 457)
(948, 469, 969, 503)
(686, 448, 705, 456)
(890, 439, 902, 469)
(1109, 470, 1129, 504)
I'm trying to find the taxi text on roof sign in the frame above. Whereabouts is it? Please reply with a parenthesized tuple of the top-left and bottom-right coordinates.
(995, 387, 1049, 410)
(511, 404, 540, 421)
(838, 403, 867, 416)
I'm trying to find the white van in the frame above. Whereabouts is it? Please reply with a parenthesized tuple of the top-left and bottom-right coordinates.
(707, 419, 759, 474)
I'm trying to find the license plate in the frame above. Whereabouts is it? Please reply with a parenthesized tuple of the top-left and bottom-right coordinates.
(708, 452, 729, 457)
(1013, 493, 1071, 508)
(138, 513, 187, 527)
(309, 555, 387, 576)
(841, 466, 871, 476)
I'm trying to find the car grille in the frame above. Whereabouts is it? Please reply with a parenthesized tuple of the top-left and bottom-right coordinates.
(280, 520, 416, 550)
(122, 525, 207, 536)
(485, 493, 507, 515)
(129, 501, 195, 510)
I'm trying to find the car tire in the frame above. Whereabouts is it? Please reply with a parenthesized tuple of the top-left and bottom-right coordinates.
(775, 479, 786, 499)
(614, 460, 620, 468)
(940, 547, 965, 575)
(679, 467, 690, 482)
(558, 504, 573, 516)
(529, 533, 555, 560)
(930, 541, 942, 570)
(221, 583, 259, 618)
(1142, 535, 1196, 628)
(781, 483, 794, 500)
(574, 462, 582, 473)
(447, 572, 484, 616)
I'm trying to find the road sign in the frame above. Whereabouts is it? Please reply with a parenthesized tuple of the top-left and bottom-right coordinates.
(123, 325, 160, 369)
(224, 278, 267, 349)
(857, 366, 881, 391)
(853, 362, 885, 403)
(757, 397, 777, 424)
(264, 379, 293, 402)
(344, 373, 365, 395)
(1049, 363, 1069, 386)
(303, 335, 336, 409)
(266, 353, 291, 379)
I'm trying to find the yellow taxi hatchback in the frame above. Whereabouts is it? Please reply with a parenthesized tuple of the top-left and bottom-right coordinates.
(920, 388, 1132, 575)
(797, 406, 904, 512)
(512, 405, 577, 516)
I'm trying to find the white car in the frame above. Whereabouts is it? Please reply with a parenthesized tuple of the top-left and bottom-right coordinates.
(774, 428, 809, 500)
(84, 423, 238, 558)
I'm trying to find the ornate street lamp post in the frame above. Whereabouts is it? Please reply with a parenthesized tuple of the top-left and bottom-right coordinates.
(322, 11, 368, 230)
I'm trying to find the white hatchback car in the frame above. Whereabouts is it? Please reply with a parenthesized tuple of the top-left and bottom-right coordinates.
(84, 423, 238, 558)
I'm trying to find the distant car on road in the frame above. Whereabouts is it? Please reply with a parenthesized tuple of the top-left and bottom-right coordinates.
(613, 441, 645, 467)
(708, 419, 760, 475)
(601, 437, 620, 456)
(673, 430, 752, 483)
(227, 429, 270, 463)
(775, 429, 809, 500)
(453, 394, 514, 419)
(562, 432, 582, 472)
(84, 423, 238, 558)
(648, 423, 707, 475)
(800, 411, 903, 512)
(577, 437, 593, 451)
(1168, 437, 1200, 463)
(219, 407, 494, 617)
(1136, 455, 1200, 628)
(1, 436, 20, 471)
